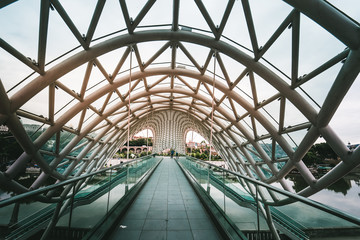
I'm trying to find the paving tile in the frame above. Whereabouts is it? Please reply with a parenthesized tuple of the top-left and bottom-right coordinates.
(146, 210, 167, 219)
(168, 199, 184, 205)
(119, 219, 145, 230)
(151, 199, 168, 205)
(167, 219, 191, 230)
(192, 229, 222, 240)
(168, 204, 185, 211)
(185, 204, 204, 211)
(186, 210, 209, 219)
(154, 190, 168, 194)
(168, 194, 182, 199)
(139, 230, 166, 240)
(184, 199, 201, 205)
(168, 191, 182, 196)
(188, 218, 214, 230)
(131, 204, 151, 211)
(168, 210, 188, 219)
(149, 203, 167, 211)
(110, 230, 141, 240)
(167, 230, 194, 240)
(126, 210, 148, 219)
(143, 219, 167, 231)
(153, 195, 167, 200)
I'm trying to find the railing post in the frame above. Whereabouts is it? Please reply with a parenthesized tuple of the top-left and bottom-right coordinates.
(40, 195, 64, 240)
(223, 170, 226, 212)
(9, 202, 20, 226)
(264, 204, 281, 240)
(106, 167, 112, 214)
(207, 165, 211, 193)
(135, 159, 138, 182)
(125, 164, 129, 193)
(67, 183, 76, 239)
(256, 184, 260, 239)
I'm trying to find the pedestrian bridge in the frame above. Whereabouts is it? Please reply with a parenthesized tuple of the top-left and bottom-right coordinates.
(0, 0, 360, 239)
(1, 156, 360, 240)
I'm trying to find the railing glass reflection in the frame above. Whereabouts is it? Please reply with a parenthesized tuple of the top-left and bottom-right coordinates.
(178, 156, 360, 240)
(0, 155, 161, 240)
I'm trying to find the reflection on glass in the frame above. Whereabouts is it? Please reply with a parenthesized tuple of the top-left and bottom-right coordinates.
(179, 156, 360, 240)
(0, 156, 160, 240)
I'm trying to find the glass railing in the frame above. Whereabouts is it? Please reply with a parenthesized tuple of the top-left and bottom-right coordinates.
(177, 156, 360, 240)
(0, 155, 162, 240)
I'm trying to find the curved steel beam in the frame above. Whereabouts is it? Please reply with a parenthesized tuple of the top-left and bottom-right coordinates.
(9, 30, 318, 125)
(283, 0, 360, 50)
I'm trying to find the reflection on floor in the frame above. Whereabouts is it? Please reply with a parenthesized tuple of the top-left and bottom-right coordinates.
(110, 157, 222, 240)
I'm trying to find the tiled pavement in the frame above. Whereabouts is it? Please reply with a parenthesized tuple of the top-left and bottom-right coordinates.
(109, 157, 222, 240)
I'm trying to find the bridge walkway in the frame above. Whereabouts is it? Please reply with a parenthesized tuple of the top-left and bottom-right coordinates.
(109, 157, 222, 240)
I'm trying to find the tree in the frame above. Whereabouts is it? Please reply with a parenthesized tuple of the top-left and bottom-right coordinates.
(192, 148, 200, 153)
(313, 143, 337, 160)
(302, 151, 318, 166)
(302, 142, 338, 166)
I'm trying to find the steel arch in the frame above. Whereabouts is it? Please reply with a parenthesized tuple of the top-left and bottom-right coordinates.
(0, 0, 359, 199)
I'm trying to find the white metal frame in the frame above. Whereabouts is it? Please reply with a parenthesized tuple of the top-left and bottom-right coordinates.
(0, 0, 359, 198)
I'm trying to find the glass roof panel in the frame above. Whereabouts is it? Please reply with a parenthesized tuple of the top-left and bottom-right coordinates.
(91, 0, 127, 40)
(0, 0, 40, 60)
(179, 0, 211, 32)
(248, 0, 293, 46)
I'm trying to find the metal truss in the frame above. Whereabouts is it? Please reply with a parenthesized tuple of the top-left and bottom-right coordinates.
(0, 0, 359, 198)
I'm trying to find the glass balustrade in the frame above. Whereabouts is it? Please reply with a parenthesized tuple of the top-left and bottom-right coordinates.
(0, 155, 161, 240)
(178, 156, 360, 240)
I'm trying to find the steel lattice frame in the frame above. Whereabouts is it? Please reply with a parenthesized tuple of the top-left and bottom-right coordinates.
(0, 0, 359, 198)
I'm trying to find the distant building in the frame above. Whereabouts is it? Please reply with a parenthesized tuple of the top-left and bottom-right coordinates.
(0, 125, 9, 134)
(132, 135, 153, 140)
(187, 141, 196, 148)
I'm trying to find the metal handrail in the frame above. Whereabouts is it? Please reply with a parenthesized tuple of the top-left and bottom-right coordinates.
(184, 156, 360, 226)
(0, 155, 155, 208)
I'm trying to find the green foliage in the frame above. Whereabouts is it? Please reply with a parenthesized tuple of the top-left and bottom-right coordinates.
(302, 151, 318, 166)
(192, 148, 200, 153)
(200, 153, 207, 160)
(187, 145, 222, 161)
(303, 142, 338, 166)
(313, 143, 337, 159)
(140, 151, 148, 157)
(124, 137, 152, 146)
(115, 150, 151, 158)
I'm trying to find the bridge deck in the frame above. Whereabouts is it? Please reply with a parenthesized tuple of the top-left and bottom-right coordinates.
(109, 157, 222, 240)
